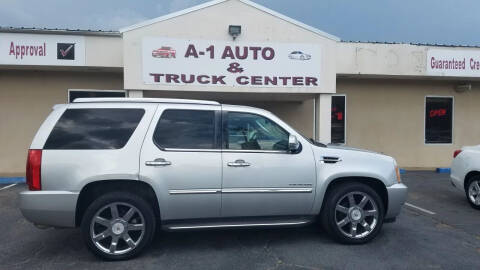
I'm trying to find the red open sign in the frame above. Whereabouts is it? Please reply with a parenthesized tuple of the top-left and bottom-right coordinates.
(429, 108, 446, 118)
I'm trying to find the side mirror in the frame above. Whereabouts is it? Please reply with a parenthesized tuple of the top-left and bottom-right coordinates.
(288, 134, 300, 152)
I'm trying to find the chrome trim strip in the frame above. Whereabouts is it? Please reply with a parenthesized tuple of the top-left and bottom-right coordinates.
(161, 148, 288, 154)
(167, 221, 311, 230)
(222, 149, 288, 154)
(163, 148, 221, 153)
(169, 188, 313, 195)
(169, 189, 221, 195)
(221, 188, 313, 193)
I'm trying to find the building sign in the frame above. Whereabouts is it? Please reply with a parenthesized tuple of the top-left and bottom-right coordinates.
(143, 37, 322, 87)
(0, 33, 85, 66)
(427, 49, 480, 77)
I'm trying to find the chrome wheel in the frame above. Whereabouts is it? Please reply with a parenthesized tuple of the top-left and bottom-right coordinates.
(90, 202, 145, 255)
(334, 191, 379, 239)
(468, 180, 480, 206)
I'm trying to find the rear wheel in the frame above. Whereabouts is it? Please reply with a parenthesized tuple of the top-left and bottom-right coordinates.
(466, 176, 480, 210)
(81, 192, 156, 260)
(321, 182, 384, 244)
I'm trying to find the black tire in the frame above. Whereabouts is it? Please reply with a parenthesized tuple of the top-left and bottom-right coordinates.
(465, 176, 480, 210)
(320, 182, 385, 244)
(81, 191, 156, 260)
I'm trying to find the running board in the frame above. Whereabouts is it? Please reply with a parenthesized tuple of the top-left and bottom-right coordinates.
(163, 218, 313, 231)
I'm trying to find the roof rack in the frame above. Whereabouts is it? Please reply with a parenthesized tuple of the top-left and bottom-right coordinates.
(73, 97, 220, 105)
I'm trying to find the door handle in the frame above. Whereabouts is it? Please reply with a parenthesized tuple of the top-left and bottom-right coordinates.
(227, 159, 251, 167)
(145, 158, 172, 167)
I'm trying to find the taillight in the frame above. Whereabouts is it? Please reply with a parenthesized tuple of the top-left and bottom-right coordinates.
(453, 150, 462, 158)
(26, 149, 42, 191)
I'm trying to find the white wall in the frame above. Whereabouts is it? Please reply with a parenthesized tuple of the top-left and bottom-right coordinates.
(122, 0, 337, 94)
(337, 42, 480, 79)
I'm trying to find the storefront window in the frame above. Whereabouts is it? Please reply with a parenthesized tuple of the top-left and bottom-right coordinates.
(331, 95, 346, 144)
(68, 90, 126, 103)
(425, 97, 453, 144)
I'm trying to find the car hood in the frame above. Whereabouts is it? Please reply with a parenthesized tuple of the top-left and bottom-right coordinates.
(327, 144, 381, 155)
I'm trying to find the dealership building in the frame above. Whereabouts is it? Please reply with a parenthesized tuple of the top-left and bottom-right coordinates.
(1, 0, 480, 177)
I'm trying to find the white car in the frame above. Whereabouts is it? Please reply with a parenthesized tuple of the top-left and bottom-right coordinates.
(451, 145, 480, 209)
(289, 51, 311, 60)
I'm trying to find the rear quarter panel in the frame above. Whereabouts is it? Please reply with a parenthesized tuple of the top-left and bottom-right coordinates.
(451, 146, 480, 190)
(39, 103, 158, 191)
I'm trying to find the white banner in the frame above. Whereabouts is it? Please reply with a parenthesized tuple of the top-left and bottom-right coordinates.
(0, 33, 85, 66)
(142, 37, 322, 88)
(427, 49, 480, 77)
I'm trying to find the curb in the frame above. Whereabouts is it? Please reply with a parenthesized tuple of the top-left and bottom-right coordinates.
(436, 168, 451, 174)
(0, 177, 26, 184)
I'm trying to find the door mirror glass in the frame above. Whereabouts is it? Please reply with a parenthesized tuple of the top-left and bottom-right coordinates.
(288, 135, 300, 152)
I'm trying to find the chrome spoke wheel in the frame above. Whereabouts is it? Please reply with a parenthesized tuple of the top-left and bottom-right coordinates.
(334, 191, 379, 239)
(468, 180, 480, 206)
(90, 202, 145, 255)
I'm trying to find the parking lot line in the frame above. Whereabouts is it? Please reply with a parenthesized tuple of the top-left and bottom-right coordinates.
(405, 202, 436, 215)
(0, 183, 17, 191)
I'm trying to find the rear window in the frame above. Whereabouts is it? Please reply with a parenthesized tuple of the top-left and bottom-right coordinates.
(44, 108, 145, 149)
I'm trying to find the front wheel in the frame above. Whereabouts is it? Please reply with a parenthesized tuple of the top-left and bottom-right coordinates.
(321, 182, 384, 244)
(466, 176, 480, 209)
(81, 192, 156, 260)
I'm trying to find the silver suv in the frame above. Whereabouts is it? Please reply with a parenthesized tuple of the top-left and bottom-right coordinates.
(20, 98, 407, 260)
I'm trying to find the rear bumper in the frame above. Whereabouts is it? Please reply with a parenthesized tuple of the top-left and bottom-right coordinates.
(19, 191, 79, 228)
(450, 174, 464, 191)
(385, 183, 408, 219)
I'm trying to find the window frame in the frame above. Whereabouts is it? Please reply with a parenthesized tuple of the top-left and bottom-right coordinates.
(331, 94, 347, 145)
(221, 110, 295, 154)
(424, 95, 454, 145)
(68, 89, 126, 103)
(152, 109, 222, 152)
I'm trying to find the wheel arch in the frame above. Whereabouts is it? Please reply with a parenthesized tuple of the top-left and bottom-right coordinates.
(75, 180, 160, 227)
(318, 176, 388, 215)
(464, 171, 480, 191)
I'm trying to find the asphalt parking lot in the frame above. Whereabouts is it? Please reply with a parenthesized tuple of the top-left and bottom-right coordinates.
(0, 171, 479, 270)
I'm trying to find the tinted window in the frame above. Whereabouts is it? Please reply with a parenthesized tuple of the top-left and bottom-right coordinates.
(154, 110, 215, 149)
(226, 112, 289, 151)
(69, 91, 125, 103)
(331, 96, 346, 144)
(44, 109, 145, 149)
(425, 97, 453, 144)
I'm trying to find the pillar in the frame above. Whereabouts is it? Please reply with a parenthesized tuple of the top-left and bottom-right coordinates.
(127, 90, 144, 98)
(315, 93, 332, 143)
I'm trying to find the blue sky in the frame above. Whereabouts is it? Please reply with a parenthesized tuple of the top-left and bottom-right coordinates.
(0, 0, 478, 45)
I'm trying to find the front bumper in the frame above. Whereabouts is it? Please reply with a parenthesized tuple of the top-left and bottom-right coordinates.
(19, 191, 79, 228)
(385, 183, 408, 219)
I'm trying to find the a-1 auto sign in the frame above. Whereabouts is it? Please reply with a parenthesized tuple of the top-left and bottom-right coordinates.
(427, 49, 480, 77)
(0, 33, 85, 66)
(143, 37, 322, 87)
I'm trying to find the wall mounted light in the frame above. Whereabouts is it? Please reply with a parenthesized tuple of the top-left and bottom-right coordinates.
(455, 83, 471, 93)
(229, 25, 241, 40)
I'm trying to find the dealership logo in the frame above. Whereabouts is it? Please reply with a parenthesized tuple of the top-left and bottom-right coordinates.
(57, 43, 75, 60)
(152, 46, 176, 58)
(288, 51, 311, 60)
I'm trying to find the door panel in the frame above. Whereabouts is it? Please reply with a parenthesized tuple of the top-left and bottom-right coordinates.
(221, 111, 316, 217)
(221, 151, 316, 217)
(139, 104, 222, 221)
